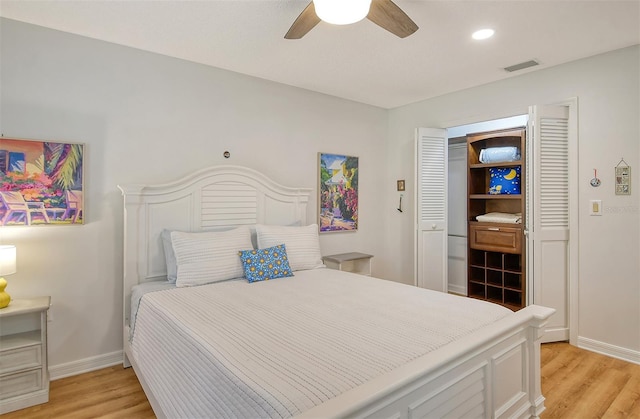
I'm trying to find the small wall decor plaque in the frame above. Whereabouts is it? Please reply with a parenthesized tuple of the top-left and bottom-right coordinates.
(615, 158, 630, 195)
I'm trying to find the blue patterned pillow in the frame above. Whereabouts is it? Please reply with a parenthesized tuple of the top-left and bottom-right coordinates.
(238, 244, 293, 283)
(489, 167, 521, 195)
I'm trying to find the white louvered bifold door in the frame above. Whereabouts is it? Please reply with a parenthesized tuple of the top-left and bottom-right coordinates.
(527, 105, 570, 342)
(415, 128, 447, 292)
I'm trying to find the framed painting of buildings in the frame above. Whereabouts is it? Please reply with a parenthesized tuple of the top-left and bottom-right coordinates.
(318, 152, 358, 233)
(0, 137, 84, 226)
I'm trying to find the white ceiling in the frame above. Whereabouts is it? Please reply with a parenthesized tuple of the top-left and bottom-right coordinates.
(1, 0, 639, 109)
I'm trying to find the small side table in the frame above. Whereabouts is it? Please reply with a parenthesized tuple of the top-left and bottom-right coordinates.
(323, 252, 373, 276)
(0, 296, 51, 414)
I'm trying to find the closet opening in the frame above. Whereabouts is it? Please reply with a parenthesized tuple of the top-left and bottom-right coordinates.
(446, 115, 528, 298)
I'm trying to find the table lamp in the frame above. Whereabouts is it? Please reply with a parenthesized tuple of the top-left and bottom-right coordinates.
(0, 245, 17, 309)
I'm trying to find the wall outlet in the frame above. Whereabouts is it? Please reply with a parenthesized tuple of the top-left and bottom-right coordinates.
(590, 200, 602, 216)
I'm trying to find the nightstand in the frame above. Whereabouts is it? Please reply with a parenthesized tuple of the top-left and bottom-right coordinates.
(323, 252, 373, 276)
(0, 296, 50, 414)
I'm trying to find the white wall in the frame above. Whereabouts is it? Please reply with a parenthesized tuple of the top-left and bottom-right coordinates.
(0, 19, 388, 373)
(385, 45, 640, 359)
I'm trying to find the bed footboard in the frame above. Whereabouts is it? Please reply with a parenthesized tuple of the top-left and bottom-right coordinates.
(298, 305, 554, 419)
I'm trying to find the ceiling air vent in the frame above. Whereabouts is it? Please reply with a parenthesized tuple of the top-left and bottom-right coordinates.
(504, 59, 539, 72)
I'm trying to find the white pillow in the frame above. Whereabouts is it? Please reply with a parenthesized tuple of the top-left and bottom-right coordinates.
(255, 224, 324, 271)
(171, 226, 253, 287)
(162, 226, 236, 283)
(249, 220, 301, 249)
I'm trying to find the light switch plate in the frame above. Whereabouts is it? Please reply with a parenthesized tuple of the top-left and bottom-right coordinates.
(590, 200, 602, 216)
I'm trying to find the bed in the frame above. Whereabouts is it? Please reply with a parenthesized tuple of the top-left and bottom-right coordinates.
(118, 165, 554, 419)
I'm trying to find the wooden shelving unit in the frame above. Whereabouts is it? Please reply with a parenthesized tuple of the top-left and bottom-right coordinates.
(468, 249, 524, 311)
(467, 128, 526, 311)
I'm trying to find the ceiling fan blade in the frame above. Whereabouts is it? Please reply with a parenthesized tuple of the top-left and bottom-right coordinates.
(285, 2, 321, 39)
(367, 0, 418, 38)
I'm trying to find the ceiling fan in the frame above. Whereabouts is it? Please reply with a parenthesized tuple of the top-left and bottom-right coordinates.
(285, 0, 418, 39)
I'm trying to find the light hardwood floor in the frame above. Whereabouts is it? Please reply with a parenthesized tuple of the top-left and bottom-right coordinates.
(3, 342, 639, 418)
(540, 342, 640, 418)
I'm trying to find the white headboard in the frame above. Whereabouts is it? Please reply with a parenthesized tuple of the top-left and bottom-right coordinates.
(118, 165, 312, 323)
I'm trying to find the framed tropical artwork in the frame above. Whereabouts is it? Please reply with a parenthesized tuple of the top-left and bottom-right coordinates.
(318, 152, 358, 233)
(0, 137, 84, 226)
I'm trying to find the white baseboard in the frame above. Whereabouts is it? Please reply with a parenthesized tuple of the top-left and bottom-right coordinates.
(49, 350, 123, 381)
(577, 336, 640, 365)
(448, 284, 466, 296)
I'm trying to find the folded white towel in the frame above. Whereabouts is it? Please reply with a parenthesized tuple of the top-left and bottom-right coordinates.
(476, 212, 522, 224)
(479, 147, 520, 164)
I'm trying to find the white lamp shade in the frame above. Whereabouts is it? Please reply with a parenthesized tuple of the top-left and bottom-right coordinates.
(0, 245, 16, 276)
(314, 0, 372, 25)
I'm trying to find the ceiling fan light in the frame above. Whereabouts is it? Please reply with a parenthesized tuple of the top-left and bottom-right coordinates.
(314, 0, 372, 25)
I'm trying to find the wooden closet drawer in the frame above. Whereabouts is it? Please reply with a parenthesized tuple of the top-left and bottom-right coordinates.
(469, 224, 522, 254)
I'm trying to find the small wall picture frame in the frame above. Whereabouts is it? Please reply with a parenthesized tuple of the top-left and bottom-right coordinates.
(615, 158, 631, 195)
(397, 179, 405, 191)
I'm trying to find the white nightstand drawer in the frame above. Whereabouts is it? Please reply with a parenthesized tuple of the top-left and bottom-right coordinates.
(0, 368, 43, 400)
(0, 344, 42, 375)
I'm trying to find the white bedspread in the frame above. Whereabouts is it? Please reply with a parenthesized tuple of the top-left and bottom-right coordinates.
(132, 268, 511, 418)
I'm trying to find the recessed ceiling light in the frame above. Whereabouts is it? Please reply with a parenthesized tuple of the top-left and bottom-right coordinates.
(472, 29, 495, 40)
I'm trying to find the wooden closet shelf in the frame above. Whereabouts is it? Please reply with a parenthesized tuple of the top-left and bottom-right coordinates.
(469, 161, 523, 169)
(470, 194, 521, 200)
